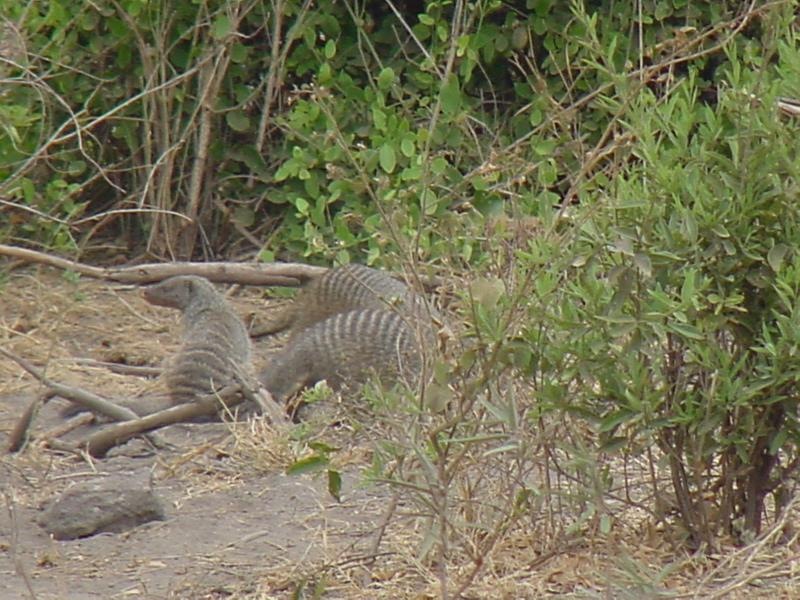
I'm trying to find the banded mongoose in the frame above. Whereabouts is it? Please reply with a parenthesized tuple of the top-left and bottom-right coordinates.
(257, 264, 445, 403)
(259, 308, 422, 403)
(262, 263, 436, 338)
(143, 275, 252, 405)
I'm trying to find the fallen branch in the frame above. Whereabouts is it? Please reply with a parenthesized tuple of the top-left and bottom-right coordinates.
(0, 347, 142, 422)
(69, 358, 161, 378)
(0, 244, 445, 290)
(233, 371, 288, 425)
(6, 391, 55, 453)
(40, 412, 96, 443)
(43, 438, 85, 458)
(82, 383, 288, 458)
(0, 244, 326, 286)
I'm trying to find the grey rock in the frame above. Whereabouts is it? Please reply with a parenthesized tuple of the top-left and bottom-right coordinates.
(39, 477, 166, 540)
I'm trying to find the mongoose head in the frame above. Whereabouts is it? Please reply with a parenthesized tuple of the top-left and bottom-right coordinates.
(142, 275, 222, 313)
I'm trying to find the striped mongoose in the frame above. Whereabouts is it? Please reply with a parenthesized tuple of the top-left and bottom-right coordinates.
(260, 263, 435, 338)
(258, 264, 440, 402)
(143, 275, 252, 405)
(59, 275, 253, 419)
(259, 308, 422, 403)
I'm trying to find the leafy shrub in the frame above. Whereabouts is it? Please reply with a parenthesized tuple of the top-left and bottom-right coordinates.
(519, 7, 800, 546)
(0, 0, 764, 263)
(3, 0, 800, 591)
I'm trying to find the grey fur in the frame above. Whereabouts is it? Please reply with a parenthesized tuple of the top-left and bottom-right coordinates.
(258, 264, 441, 402)
(263, 264, 435, 336)
(143, 276, 251, 405)
(259, 308, 421, 403)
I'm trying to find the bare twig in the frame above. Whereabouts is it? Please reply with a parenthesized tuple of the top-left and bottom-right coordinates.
(0, 245, 325, 285)
(182, 23, 236, 257)
(82, 388, 240, 458)
(0, 347, 141, 422)
(232, 370, 288, 425)
(40, 412, 96, 442)
(6, 390, 54, 453)
(0, 244, 445, 291)
(0, 62, 204, 197)
(82, 381, 288, 458)
(68, 358, 162, 378)
(366, 488, 399, 569)
(3, 489, 37, 599)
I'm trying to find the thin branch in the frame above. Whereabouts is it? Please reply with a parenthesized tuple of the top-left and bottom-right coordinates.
(0, 244, 325, 285)
(0, 347, 141, 422)
(6, 390, 54, 453)
(82, 381, 287, 458)
(68, 358, 161, 378)
(3, 490, 37, 599)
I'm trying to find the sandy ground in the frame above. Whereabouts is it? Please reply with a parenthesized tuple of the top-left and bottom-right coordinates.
(0, 268, 394, 599)
(3, 267, 800, 600)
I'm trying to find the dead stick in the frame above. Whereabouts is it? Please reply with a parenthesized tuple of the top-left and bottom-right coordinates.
(0, 348, 141, 422)
(40, 412, 96, 441)
(233, 371, 288, 426)
(7, 390, 55, 453)
(0, 245, 444, 290)
(0, 245, 326, 285)
(69, 358, 161, 378)
(82, 385, 246, 458)
(84, 381, 289, 458)
(43, 438, 85, 457)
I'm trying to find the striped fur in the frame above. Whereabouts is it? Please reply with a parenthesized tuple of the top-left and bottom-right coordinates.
(144, 276, 251, 405)
(263, 264, 436, 336)
(259, 308, 422, 403)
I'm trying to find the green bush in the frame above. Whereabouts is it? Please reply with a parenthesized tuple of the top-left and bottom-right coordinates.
(0, 0, 760, 263)
(2, 0, 798, 578)
(519, 7, 800, 546)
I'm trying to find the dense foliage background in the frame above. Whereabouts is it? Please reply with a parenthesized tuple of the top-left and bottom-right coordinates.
(4, 0, 800, 588)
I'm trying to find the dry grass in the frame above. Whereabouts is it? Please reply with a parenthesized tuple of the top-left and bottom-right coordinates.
(2, 268, 800, 598)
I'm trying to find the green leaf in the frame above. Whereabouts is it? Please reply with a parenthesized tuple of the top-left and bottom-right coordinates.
(372, 107, 387, 131)
(712, 224, 730, 238)
(225, 110, 250, 132)
(327, 469, 342, 502)
(431, 156, 448, 175)
(379, 144, 397, 173)
(681, 269, 696, 306)
(309, 441, 338, 453)
(633, 252, 652, 277)
(230, 43, 248, 63)
(767, 243, 789, 273)
(294, 197, 310, 216)
(533, 139, 556, 156)
(287, 454, 328, 475)
(20, 178, 35, 203)
(600, 514, 612, 534)
(599, 409, 635, 433)
(668, 321, 705, 340)
(682, 212, 698, 243)
(211, 15, 232, 40)
(377, 67, 395, 91)
(232, 206, 254, 227)
(599, 436, 628, 453)
(440, 76, 462, 116)
(324, 39, 336, 59)
(470, 276, 505, 308)
(318, 62, 332, 83)
(769, 429, 788, 455)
